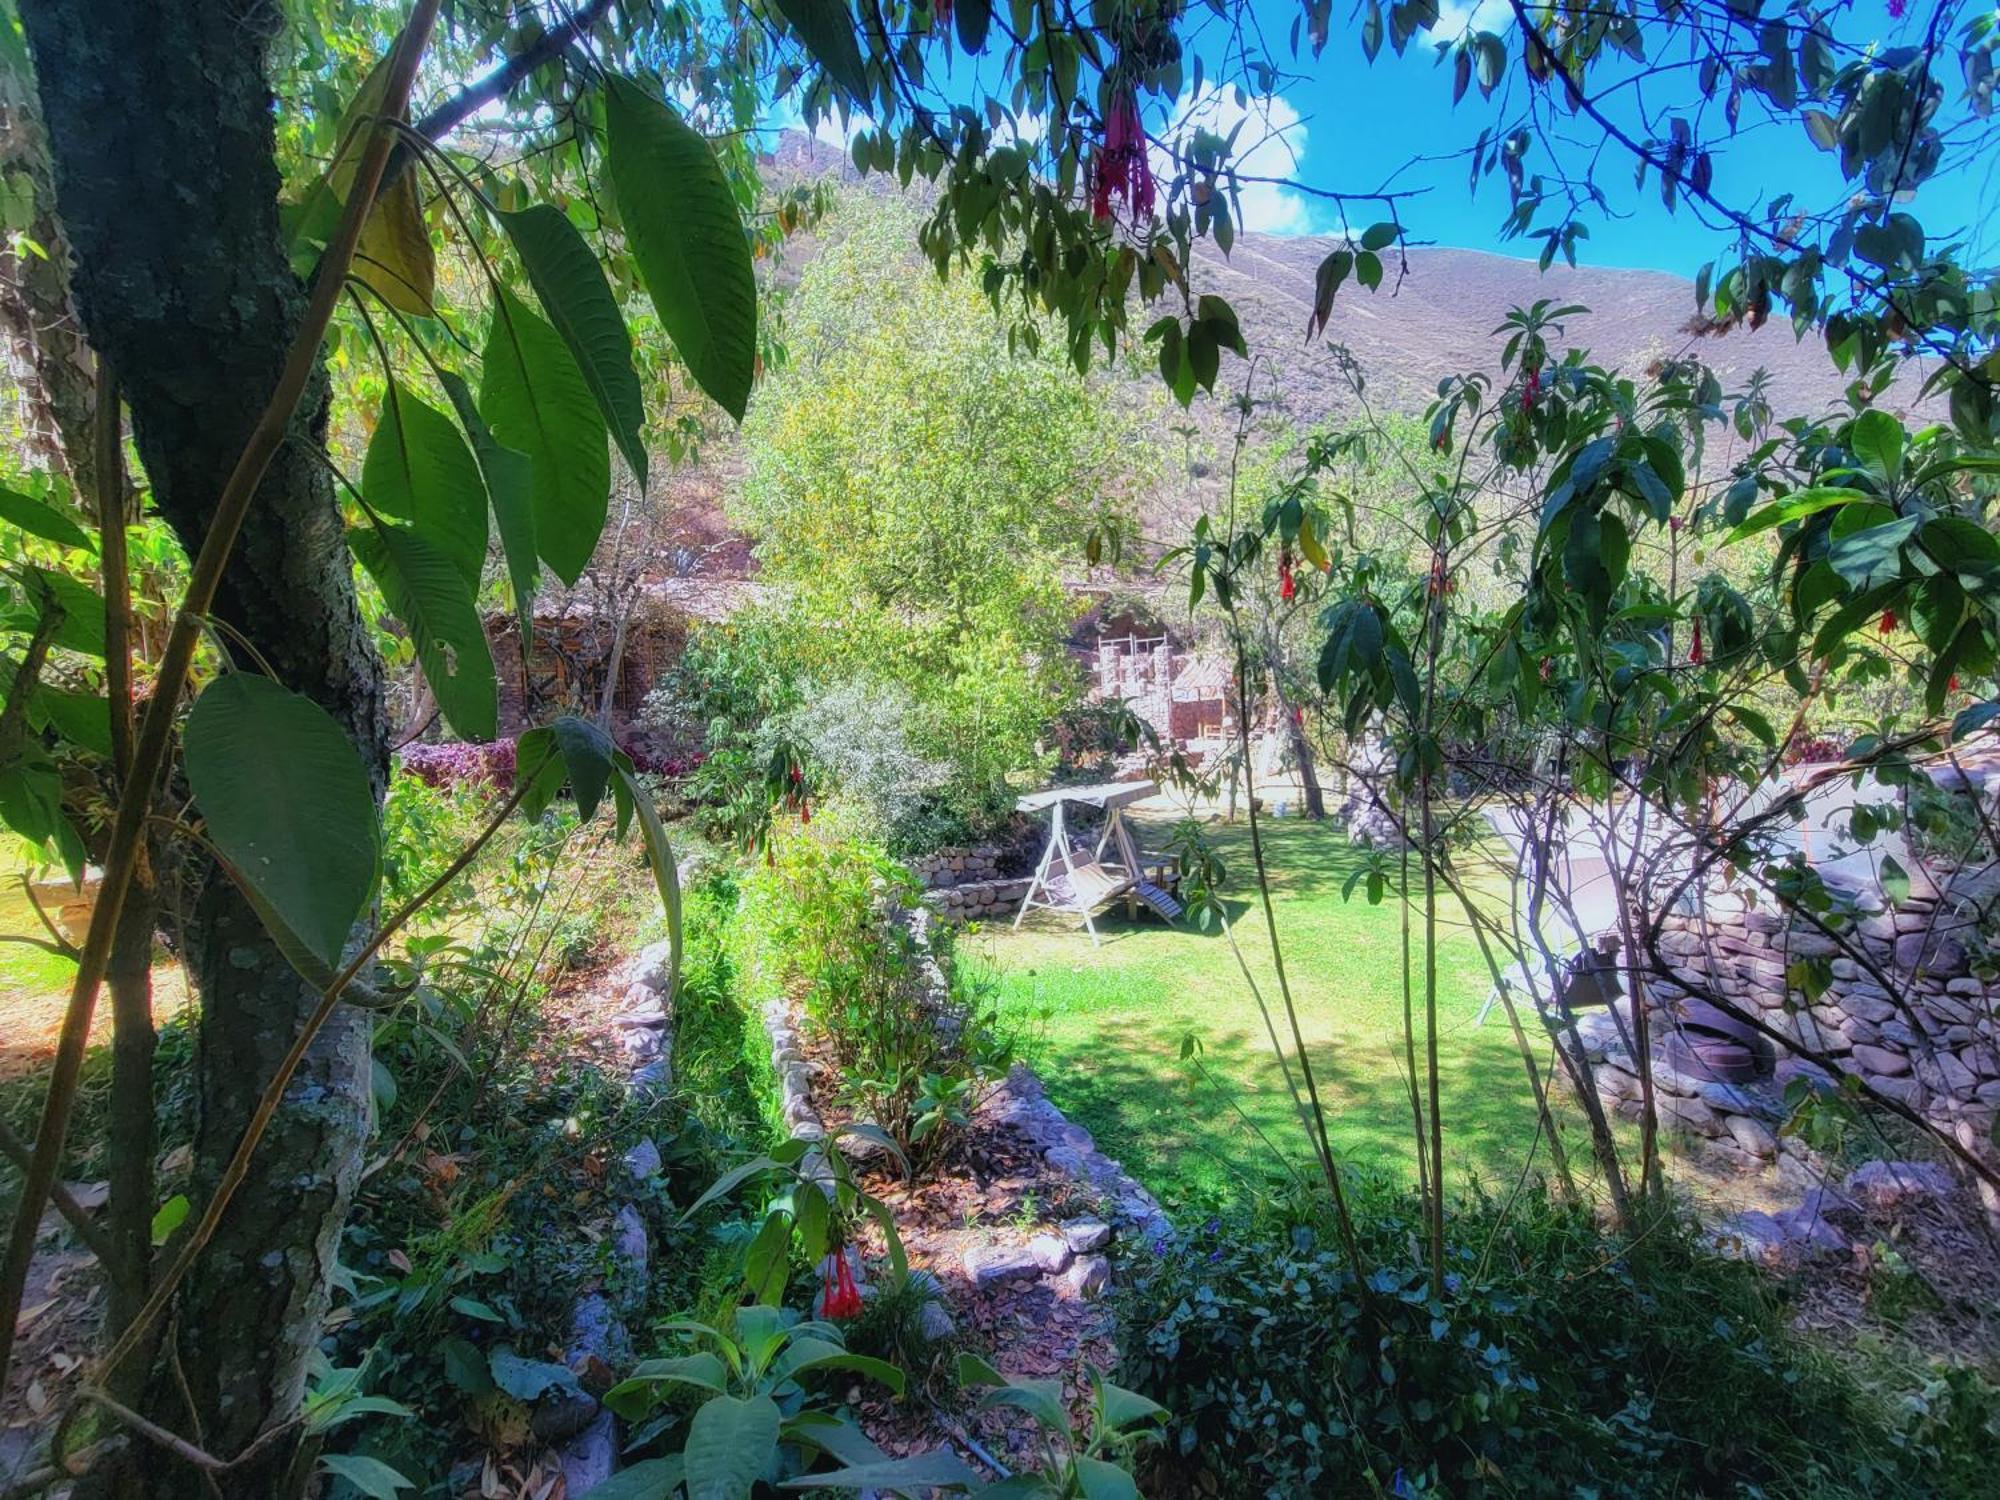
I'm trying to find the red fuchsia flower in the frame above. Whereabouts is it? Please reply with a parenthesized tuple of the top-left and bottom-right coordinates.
(1888, 0, 1906, 15)
(1520, 361, 1541, 413)
(799, 797, 812, 826)
(1949, 674, 1961, 694)
(1668, 514, 1685, 534)
(933, 0, 952, 28)
(1091, 88, 1155, 223)
(1880, 609, 1898, 635)
(821, 1252, 863, 1320)
(1278, 547, 1297, 602)
(1689, 619, 1705, 665)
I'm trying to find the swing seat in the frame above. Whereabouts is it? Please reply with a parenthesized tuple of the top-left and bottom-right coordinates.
(1046, 854, 1130, 909)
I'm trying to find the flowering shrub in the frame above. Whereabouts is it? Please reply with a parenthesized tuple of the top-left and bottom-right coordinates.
(396, 736, 516, 789)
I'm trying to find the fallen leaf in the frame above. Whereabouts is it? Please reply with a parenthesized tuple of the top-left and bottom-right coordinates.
(15, 1297, 57, 1331)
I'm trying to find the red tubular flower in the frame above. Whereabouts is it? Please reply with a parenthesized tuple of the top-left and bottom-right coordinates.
(1879, 610, 1898, 635)
(1949, 674, 1961, 694)
(1689, 619, 1705, 665)
(934, 0, 953, 28)
(821, 1252, 863, 1319)
(1520, 362, 1541, 413)
(1278, 548, 1296, 602)
(1091, 88, 1154, 223)
(799, 798, 812, 825)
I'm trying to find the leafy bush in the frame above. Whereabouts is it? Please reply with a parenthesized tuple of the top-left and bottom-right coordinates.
(1118, 1193, 1991, 1497)
(738, 823, 1013, 1172)
(774, 675, 963, 854)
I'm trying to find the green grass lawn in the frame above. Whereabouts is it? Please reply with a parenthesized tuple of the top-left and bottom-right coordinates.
(971, 815, 1564, 1215)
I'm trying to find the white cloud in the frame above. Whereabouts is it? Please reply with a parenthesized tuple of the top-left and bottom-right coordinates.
(1434, 0, 1513, 40)
(1157, 86, 1320, 235)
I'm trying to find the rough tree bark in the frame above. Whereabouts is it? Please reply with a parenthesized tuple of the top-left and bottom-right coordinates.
(19, 2, 388, 1491)
(0, 69, 98, 500)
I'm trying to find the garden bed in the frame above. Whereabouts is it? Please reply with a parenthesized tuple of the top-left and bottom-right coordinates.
(751, 898, 1172, 1477)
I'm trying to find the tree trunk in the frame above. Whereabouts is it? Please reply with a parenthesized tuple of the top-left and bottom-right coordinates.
(0, 71, 98, 500)
(20, 3, 388, 1491)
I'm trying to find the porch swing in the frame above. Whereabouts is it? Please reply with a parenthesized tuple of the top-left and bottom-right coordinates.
(1011, 781, 1182, 944)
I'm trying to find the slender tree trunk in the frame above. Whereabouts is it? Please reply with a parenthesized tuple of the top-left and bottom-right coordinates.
(21, 3, 387, 1491)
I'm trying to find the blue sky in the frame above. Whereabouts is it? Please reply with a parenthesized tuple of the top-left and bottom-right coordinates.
(784, 2, 1996, 280)
(1217, 0, 1998, 275)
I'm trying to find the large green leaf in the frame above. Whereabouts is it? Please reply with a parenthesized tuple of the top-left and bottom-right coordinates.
(583, 1457, 686, 1500)
(24, 568, 104, 657)
(615, 755, 681, 1002)
(1849, 409, 1905, 487)
(32, 688, 111, 759)
(552, 715, 614, 820)
(363, 380, 488, 589)
(513, 725, 568, 822)
(350, 522, 498, 741)
(954, 0, 991, 53)
(317, 1454, 414, 1499)
(683, 1393, 780, 1500)
(776, 1452, 978, 1493)
(1827, 515, 1919, 591)
(604, 76, 758, 423)
(182, 673, 381, 967)
(768, 0, 871, 102)
(0, 487, 92, 551)
(479, 285, 609, 586)
(502, 204, 649, 489)
(1073, 1458, 1140, 1500)
(437, 369, 537, 634)
(773, 1336, 905, 1394)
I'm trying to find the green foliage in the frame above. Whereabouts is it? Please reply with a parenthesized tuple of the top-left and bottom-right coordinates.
(956, 1353, 1165, 1498)
(1119, 1196, 1992, 1497)
(478, 284, 611, 588)
(183, 672, 382, 966)
(739, 822, 1013, 1171)
(602, 1303, 967, 1500)
(735, 196, 1142, 836)
(604, 75, 758, 424)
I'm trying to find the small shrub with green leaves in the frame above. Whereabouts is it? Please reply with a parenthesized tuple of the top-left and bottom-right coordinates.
(596, 1304, 974, 1499)
(1117, 1196, 1992, 1497)
(955, 1353, 1166, 1499)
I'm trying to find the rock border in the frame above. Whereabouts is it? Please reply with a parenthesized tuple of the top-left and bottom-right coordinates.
(555, 931, 680, 1493)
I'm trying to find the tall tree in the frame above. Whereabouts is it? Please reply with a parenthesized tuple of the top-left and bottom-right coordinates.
(20, 5, 388, 1484)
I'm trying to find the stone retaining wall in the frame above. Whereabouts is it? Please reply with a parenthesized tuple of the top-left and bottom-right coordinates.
(1622, 888, 1999, 1204)
(911, 845, 1007, 888)
(928, 875, 1033, 924)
